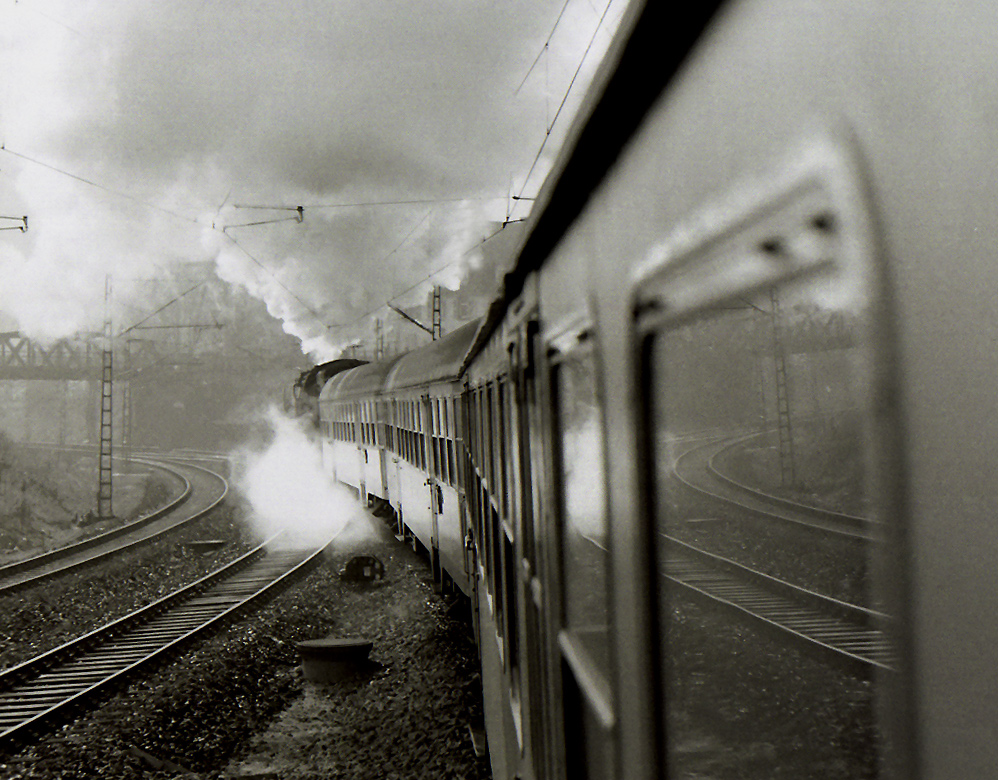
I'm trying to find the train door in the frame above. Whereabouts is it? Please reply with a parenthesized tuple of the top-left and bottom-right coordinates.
(511, 316, 552, 780)
(422, 393, 442, 583)
(376, 399, 389, 502)
(461, 382, 483, 645)
(388, 398, 403, 535)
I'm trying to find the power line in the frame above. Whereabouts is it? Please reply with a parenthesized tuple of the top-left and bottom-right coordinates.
(233, 196, 503, 211)
(223, 212, 303, 230)
(0, 145, 202, 226)
(511, 0, 615, 214)
(0, 215, 27, 232)
(514, 0, 573, 95)
(381, 209, 434, 266)
(222, 232, 329, 328)
(343, 221, 517, 328)
(118, 280, 209, 337)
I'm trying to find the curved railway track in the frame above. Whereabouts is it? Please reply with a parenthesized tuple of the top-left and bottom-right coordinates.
(672, 435, 875, 540)
(660, 435, 895, 673)
(0, 534, 326, 751)
(663, 535, 893, 673)
(0, 456, 229, 596)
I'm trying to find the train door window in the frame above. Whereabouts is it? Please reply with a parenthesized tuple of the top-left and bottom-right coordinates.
(420, 399, 425, 471)
(551, 325, 614, 779)
(497, 380, 509, 519)
(486, 383, 496, 493)
(405, 402, 412, 462)
(479, 386, 489, 487)
(468, 389, 478, 467)
(634, 162, 900, 780)
(447, 439, 456, 487)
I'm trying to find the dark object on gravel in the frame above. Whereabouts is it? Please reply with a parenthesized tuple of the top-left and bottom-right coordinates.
(297, 637, 374, 682)
(340, 555, 385, 582)
(184, 539, 228, 553)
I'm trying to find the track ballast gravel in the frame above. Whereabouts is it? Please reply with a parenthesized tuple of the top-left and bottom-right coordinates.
(0, 511, 491, 780)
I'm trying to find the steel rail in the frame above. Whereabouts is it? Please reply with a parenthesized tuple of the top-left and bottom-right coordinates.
(662, 534, 894, 674)
(0, 534, 326, 751)
(672, 436, 876, 540)
(705, 432, 870, 529)
(0, 458, 228, 596)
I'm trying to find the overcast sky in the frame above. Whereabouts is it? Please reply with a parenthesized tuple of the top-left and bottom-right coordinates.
(0, 0, 623, 358)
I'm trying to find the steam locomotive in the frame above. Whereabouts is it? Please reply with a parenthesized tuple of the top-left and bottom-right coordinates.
(307, 1, 998, 777)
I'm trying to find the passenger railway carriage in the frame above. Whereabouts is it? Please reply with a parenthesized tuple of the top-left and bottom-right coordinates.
(314, 1, 998, 777)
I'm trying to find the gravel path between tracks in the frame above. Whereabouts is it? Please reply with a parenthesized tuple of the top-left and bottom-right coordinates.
(1, 509, 491, 780)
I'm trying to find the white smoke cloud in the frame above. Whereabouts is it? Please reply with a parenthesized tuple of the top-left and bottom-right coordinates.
(0, 0, 622, 354)
(229, 405, 374, 549)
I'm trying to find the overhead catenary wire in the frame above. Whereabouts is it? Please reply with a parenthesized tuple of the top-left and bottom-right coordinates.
(0, 145, 202, 226)
(514, 0, 573, 96)
(0, 138, 514, 338)
(0, 215, 28, 232)
(0, 145, 329, 326)
(343, 221, 518, 329)
(118, 280, 209, 337)
(1, 139, 514, 347)
(223, 215, 303, 230)
(233, 196, 504, 211)
(510, 0, 616, 215)
(223, 232, 329, 328)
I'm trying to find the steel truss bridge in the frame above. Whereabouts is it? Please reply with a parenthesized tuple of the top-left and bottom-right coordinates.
(0, 332, 163, 381)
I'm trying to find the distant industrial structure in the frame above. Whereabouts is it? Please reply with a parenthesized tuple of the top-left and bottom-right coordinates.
(0, 262, 305, 453)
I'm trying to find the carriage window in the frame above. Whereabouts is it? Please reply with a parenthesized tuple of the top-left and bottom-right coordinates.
(553, 335, 613, 779)
(497, 380, 509, 519)
(555, 343, 610, 670)
(637, 174, 895, 779)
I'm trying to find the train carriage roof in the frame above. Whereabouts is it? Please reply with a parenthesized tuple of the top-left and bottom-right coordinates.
(384, 318, 481, 391)
(299, 358, 367, 397)
(319, 355, 405, 403)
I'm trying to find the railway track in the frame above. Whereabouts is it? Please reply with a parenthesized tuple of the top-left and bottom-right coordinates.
(0, 535, 325, 751)
(672, 435, 875, 540)
(663, 534, 894, 673)
(0, 456, 228, 596)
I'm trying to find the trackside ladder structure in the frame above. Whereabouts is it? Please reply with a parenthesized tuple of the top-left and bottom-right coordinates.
(375, 318, 385, 361)
(431, 286, 442, 341)
(97, 277, 114, 520)
(770, 287, 796, 487)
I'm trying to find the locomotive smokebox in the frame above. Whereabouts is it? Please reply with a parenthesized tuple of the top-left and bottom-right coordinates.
(297, 637, 374, 683)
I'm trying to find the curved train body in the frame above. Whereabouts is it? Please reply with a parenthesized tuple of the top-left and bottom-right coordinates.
(313, 2, 998, 777)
